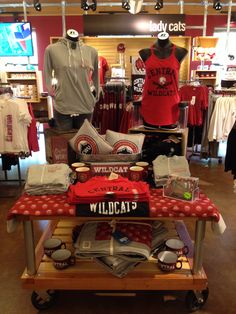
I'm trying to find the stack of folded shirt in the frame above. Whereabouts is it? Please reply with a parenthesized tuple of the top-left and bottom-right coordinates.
(68, 176, 150, 217)
(73, 220, 168, 278)
(152, 155, 191, 187)
(25, 163, 72, 195)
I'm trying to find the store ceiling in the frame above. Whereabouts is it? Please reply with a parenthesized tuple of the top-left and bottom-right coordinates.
(0, 0, 235, 17)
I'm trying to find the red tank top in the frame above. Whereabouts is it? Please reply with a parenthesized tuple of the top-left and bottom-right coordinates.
(141, 45, 180, 126)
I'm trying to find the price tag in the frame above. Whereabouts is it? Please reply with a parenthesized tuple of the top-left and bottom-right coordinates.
(112, 230, 131, 245)
(190, 96, 196, 105)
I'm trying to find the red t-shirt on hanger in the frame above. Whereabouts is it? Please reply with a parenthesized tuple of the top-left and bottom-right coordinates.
(99, 56, 109, 85)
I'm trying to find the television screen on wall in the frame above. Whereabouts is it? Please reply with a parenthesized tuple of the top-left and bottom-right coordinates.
(0, 22, 34, 57)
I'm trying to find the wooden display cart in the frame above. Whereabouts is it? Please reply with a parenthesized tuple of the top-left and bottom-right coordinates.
(7, 188, 222, 312)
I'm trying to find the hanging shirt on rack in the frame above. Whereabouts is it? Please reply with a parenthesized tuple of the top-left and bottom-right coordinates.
(179, 85, 208, 126)
(93, 82, 127, 134)
(0, 95, 32, 153)
(99, 56, 109, 85)
(208, 96, 236, 142)
(141, 45, 180, 126)
(27, 104, 39, 153)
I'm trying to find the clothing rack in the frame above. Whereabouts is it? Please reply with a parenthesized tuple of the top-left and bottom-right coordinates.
(187, 126, 201, 160)
(213, 89, 236, 96)
(0, 84, 13, 95)
(93, 80, 131, 133)
(0, 154, 23, 187)
(0, 94, 39, 186)
(179, 82, 208, 162)
(206, 91, 236, 164)
(179, 79, 201, 88)
(179, 79, 200, 84)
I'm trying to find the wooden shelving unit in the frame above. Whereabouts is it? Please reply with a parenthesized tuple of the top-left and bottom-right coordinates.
(193, 36, 219, 49)
(5, 70, 43, 103)
(191, 37, 219, 86)
(193, 69, 217, 85)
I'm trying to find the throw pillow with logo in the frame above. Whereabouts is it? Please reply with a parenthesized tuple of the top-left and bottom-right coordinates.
(106, 130, 145, 154)
(69, 119, 113, 154)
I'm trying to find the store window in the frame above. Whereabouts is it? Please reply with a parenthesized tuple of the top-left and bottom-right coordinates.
(212, 30, 236, 85)
(214, 30, 236, 66)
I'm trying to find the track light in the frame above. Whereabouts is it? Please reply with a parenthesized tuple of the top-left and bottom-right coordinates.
(81, 0, 97, 11)
(33, 0, 41, 11)
(90, 0, 97, 11)
(122, 0, 131, 11)
(81, 0, 90, 11)
(154, 0, 163, 10)
(213, 0, 222, 10)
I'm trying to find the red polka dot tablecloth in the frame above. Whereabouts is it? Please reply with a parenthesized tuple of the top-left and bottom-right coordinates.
(149, 188, 220, 222)
(7, 193, 76, 220)
(7, 189, 220, 222)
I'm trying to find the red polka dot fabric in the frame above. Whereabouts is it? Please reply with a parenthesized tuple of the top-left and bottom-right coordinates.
(95, 222, 152, 247)
(149, 189, 220, 222)
(7, 193, 76, 220)
(7, 189, 221, 222)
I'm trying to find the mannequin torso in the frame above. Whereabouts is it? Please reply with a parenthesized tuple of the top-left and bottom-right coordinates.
(139, 32, 188, 63)
(139, 32, 188, 127)
(44, 28, 99, 130)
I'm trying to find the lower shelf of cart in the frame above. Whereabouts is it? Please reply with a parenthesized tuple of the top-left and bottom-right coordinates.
(21, 219, 207, 291)
(22, 257, 207, 291)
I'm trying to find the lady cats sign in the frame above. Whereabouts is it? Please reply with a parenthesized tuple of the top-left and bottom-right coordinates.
(84, 14, 186, 36)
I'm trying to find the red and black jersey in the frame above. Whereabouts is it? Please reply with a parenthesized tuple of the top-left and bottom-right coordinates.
(141, 45, 180, 126)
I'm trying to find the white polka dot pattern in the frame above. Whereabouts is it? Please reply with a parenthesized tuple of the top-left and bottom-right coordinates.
(7, 193, 76, 219)
(7, 189, 221, 222)
(149, 188, 220, 221)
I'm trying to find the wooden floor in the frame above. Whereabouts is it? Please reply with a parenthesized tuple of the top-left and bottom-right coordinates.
(1, 133, 236, 313)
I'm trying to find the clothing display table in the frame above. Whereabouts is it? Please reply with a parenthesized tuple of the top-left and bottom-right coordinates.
(7, 189, 223, 311)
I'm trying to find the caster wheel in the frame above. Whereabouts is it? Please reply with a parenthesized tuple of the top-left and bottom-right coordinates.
(185, 288, 209, 312)
(31, 289, 57, 310)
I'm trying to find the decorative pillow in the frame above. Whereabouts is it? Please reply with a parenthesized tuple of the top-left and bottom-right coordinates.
(69, 119, 113, 154)
(105, 129, 145, 154)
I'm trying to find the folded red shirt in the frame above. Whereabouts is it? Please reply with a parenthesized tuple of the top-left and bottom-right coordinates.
(68, 176, 150, 204)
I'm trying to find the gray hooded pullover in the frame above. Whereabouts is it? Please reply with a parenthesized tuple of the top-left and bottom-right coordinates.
(44, 38, 99, 115)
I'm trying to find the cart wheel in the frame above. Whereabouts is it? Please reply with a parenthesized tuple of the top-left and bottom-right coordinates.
(185, 288, 209, 312)
(31, 289, 57, 310)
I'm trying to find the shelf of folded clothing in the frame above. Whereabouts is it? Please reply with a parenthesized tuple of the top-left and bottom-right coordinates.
(128, 127, 189, 160)
(21, 219, 207, 292)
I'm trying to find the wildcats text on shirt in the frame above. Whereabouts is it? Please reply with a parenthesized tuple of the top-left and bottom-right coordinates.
(76, 201, 149, 217)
